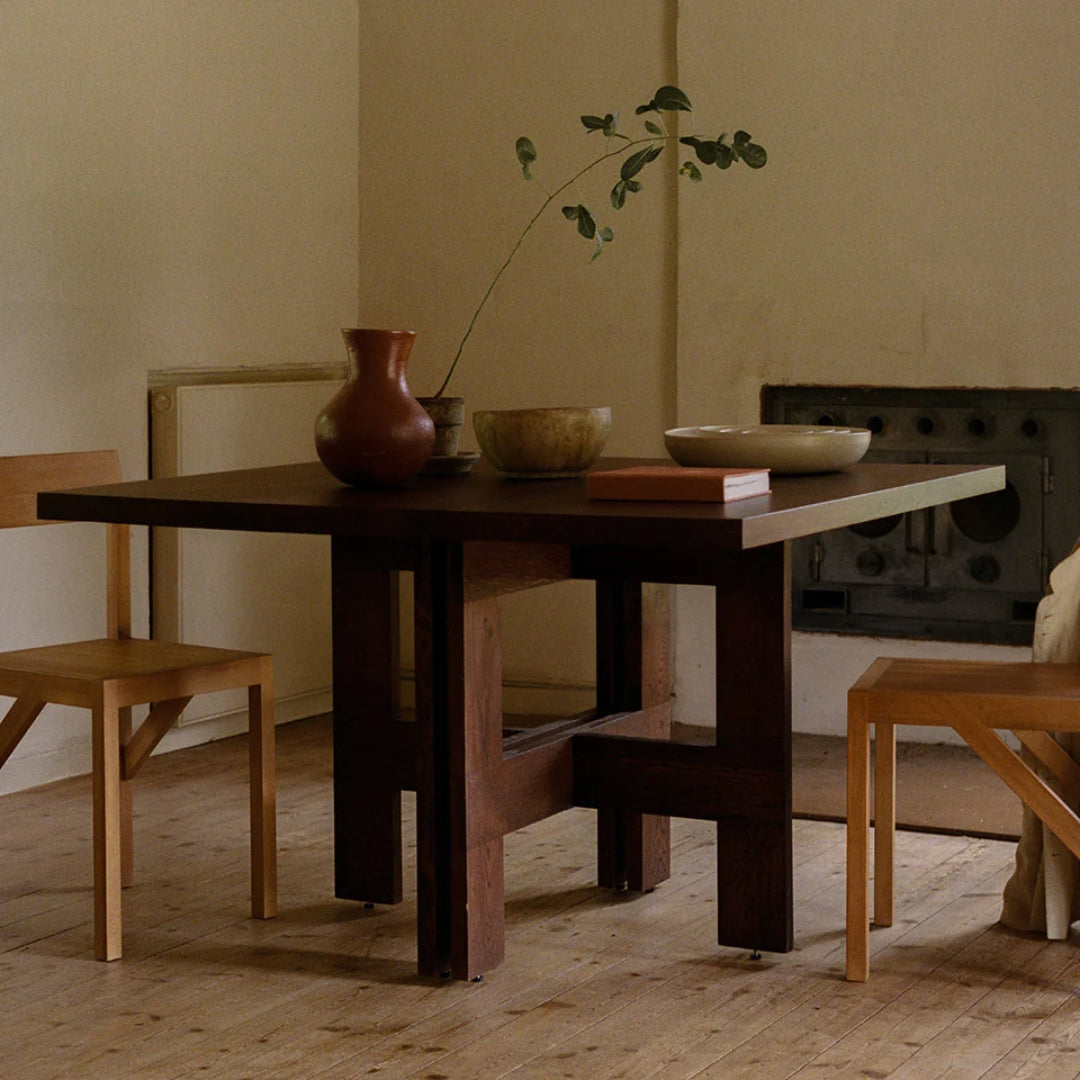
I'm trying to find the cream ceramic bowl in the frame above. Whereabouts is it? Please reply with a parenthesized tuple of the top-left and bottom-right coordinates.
(473, 406, 612, 478)
(664, 424, 872, 474)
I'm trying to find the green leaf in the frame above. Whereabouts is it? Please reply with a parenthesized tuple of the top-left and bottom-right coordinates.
(515, 136, 537, 180)
(739, 144, 767, 168)
(712, 139, 738, 168)
(582, 112, 619, 136)
(636, 85, 693, 115)
(561, 204, 581, 220)
(620, 143, 663, 182)
(734, 135, 767, 168)
(576, 206, 596, 239)
(694, 140, 719, 165)
(611, 175, 644, 209)
(621, 147, 651, 180)
(590, 227, 614, 262)
(652, 85, 692, 112)
(515, 136, 537, 163)
(680, 160, 703, 182)
(644, 120, 662, 135)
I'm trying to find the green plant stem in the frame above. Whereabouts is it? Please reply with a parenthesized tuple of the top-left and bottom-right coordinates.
(434, 134, 672, 398)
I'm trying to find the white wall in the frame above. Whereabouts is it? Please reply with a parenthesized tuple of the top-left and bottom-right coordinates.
(0, 2, 359, 794)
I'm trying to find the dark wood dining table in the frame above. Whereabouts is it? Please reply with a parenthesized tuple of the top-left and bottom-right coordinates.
(39, 456, 1005, 980)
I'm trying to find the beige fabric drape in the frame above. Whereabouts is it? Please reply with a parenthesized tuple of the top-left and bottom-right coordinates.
(1000, 541, 1080, 937)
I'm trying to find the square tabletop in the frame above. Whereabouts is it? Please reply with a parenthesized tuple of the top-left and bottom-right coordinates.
(37, 458, 1006, 551)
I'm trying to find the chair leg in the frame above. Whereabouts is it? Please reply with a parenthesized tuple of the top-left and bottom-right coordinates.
(874, 721, 896, 928)
(119, 706, 134, 889)
(0, 697, 47, 769)
(248, 672, 277, 920)
(846, 690, 872, 982)
(92, 699, 124, 961)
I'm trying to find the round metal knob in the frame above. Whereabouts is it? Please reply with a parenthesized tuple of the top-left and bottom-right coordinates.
(967, 554, 1000, 583)
(856, 549, 885, 577)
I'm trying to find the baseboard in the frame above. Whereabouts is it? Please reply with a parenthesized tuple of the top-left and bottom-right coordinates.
(158, 687, 333, 755)
(161, 676, 597, 758)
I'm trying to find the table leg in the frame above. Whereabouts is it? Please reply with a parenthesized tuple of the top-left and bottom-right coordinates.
(595, 579, 672, 892)
(330, 536, 403, 905)
(713, 542, 792, 953)
(415, 541, 506, 980)
(412, 548, 445, 975)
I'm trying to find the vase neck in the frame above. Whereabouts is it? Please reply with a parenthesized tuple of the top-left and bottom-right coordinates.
(342, 328, 416, 383)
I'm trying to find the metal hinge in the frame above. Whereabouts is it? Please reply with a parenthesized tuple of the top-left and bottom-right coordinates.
(811, 541, 825, 583)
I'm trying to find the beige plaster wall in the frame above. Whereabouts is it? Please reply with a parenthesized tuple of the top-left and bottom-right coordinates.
(6, 1, 1078, 793)
(356, 1, 676, 427)
(358, 2, 1080, 729)
(356, 0, 678, 698)
(676, 1, 1080, 421)
(674, 1, 1080, 737)
(0, 1, 358, 793)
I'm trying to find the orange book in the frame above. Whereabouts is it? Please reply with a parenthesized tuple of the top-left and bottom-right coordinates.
(586, 465, 771, 503)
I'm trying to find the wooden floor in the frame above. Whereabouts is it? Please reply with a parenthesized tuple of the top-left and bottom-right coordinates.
(4, 716, 1080, 1080)
(790, 732, 1024, 840)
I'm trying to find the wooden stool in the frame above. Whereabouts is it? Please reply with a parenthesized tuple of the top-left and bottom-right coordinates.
(846, 656, 1080, 981)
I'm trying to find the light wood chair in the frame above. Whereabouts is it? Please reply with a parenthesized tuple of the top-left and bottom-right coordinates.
(0, 450, 276, 960)
(846, 656, 1080, 981)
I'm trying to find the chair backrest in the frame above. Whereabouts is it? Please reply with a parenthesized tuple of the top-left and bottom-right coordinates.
(0, 451, 130, 638)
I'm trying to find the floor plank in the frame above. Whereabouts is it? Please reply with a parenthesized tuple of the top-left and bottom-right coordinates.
(0, 715, 1072, 1080)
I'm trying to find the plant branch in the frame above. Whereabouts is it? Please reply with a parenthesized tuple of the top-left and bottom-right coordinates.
(434, 136, 668, 398)
(432, 86, 766, 397)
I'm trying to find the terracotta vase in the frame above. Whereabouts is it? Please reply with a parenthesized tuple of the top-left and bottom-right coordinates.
(315, 329, 435, 486)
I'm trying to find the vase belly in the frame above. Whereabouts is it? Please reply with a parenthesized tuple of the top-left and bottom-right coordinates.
(315, 328, 435, 486)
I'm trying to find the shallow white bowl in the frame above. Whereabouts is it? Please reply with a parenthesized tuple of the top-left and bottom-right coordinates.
(664, 424, 872, 474)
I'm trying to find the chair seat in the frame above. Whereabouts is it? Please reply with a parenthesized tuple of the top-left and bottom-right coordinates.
(0, 638, 269, 707)
(852, 657, 1080, 731)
